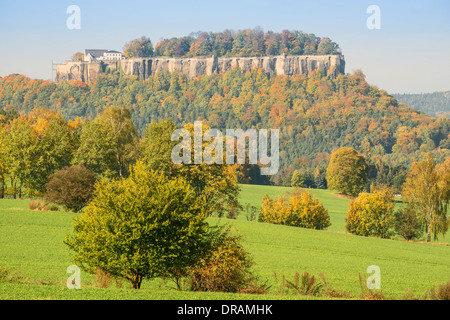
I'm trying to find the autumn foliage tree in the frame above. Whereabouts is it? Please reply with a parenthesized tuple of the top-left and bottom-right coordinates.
(402, 154, 450, 242)
(140, 118, 242, 217)
(45, 165, 97, 212)
(71, 52, 84, 61)
(327, 147, 368, 196)
(123, 36, 154, 58)
(187, 227, 258, 293)
(345, 185, 395, 238)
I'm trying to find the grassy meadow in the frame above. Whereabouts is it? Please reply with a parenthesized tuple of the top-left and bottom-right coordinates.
(0, 184, 448, 300)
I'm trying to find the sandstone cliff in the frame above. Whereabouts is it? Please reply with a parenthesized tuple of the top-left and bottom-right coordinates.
(55, 55, 345, 82)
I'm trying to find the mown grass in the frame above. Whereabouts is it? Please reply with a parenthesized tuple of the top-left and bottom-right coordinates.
(0, 184, 448, 300)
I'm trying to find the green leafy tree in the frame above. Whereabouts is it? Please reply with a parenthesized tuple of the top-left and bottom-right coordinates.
(291, 170, 305, 188)
(30, 111, 75, 193)
(94, 106, 139, 178)
(72, 107, 139, 179)
(402, 154, 450, 242)
(313, 166, 327, 189)
(0, 125, 11, 198)
(72, 120, 118, 179)
(317, 37, 340, 55)
(394, 207, 423, 241)
(6, 118, 35, 198)
(140, 118, 177, 176)
(327, 147, 368, 196)
(64, 162, 213, 289)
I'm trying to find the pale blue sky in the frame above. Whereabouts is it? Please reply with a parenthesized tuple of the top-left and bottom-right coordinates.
(0, 0, 449, 93)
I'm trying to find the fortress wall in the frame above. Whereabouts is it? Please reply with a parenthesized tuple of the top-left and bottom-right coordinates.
(56, 55, 345, 82)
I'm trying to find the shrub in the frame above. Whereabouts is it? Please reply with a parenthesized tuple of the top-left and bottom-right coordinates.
(345, 185, 395, 238)
(29, 200, 61, 212)
(273, 271, 350, 298)
(285, 271, 323, 296)
(28, 200, 46, 211)
(244, 203, 258, 221)
(259, 189, 331, 230)
(45, 203, 60, 211)
(187, 227, 265, 293)
(45, 165, 97, 212)
(394, 207, 423, 240)
(0, 266, 30, 284)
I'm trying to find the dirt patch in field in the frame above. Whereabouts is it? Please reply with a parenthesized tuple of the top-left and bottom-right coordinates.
(332, 193, 356, 200)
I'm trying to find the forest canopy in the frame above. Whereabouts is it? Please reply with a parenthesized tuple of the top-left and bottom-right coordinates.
(128, 28, 342, 58)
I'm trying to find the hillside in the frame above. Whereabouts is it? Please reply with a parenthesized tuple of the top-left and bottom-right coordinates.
(0, 68, 449, 187)
(393, 91, 450, 118)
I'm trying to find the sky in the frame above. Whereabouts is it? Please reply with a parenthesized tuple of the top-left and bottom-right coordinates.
(0, 0, 449, 94)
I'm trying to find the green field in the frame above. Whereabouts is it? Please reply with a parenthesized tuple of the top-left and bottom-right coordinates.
(0, 185, 448, 300)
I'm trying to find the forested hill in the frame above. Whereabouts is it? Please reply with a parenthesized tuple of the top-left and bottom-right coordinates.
(393, 91, 450, 119)
(0, 68, 449, 186)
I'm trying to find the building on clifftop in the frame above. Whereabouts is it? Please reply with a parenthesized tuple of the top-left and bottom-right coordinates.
(85, 49, 125, 62)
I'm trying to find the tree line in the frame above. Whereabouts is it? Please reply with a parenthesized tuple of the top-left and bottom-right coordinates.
(119, 28, 342, 59)
(393, 91, 450, 119)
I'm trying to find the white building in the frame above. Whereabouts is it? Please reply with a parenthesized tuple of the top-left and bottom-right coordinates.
(84, 49, 125, 62)
(100, 50, 125, 61)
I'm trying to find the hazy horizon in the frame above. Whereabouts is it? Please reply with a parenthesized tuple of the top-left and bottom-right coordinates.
(0, 0, 449, 94)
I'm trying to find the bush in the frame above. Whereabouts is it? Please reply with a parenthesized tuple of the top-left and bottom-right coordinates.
(187, 226, 265, 293)
(285, 271, 324, 296)
(28, 200, 59, 211)
(45, 165, 97, 212)
(394, 207, 423, 240)
(244, 203, 258, 221)
(45, 203, 60, 211)
(259, 189, 331, 230)
(28, 200, 46, 211)
(345, 185, 395, 238)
